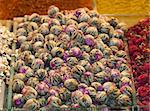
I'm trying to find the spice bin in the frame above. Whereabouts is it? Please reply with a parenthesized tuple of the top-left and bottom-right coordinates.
(6, 7, 138, 111)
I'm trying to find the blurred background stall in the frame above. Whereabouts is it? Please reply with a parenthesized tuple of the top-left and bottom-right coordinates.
(0, 0, 149, 27)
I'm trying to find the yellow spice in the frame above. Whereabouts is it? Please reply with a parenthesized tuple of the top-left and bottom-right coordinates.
(95, 0, 150, 26)
(96, 0, 150, 14)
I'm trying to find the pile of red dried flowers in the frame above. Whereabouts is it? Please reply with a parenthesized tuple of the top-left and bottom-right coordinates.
(126, 18, 150, 110)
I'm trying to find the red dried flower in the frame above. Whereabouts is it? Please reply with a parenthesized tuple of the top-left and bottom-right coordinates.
(143, 63, 150, 71)
(137, 86, 149, 97)
(126, 18, 150, 107)
(132, 52, 141, 60)
(135, 38, 145, 46)
(129, 45, 139, 55)
(137, 73, 149, 86)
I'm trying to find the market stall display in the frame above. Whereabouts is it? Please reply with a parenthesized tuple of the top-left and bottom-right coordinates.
(126, 18, 150, 111)
(7, 6, 137, 110)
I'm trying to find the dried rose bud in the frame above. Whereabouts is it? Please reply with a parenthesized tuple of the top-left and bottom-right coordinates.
(66, 19, 78, 26)
(66, 25, 77, 39)
(96, 91, 107, 104)
(71, 65, 85, 81)
(55, 12, 65, 25)
(78, 83, 88, 91)
(92, 61, 104, 74)
(17, 36, 27, 44)
(35, 69, 47, 81)
(115, 50, 127, 58)
(33, 42, 43, 52)
(59, 87, 71, 101)
(88, 17, 100, 28)
(118, 63, 130, 72)
(110, 69, 121, 82)
(45, 34, 57, 42)
(81, 72, 94, 85)
(48, 19, 60, 28)
(107, 87, 121, 99)
(117, 94, 131, 106)
(103, 82, 116, 93)
(84, 34, 95, 47)
(98, 33, 109, 43)
(82, 52, 91, 62)
(12, 79, 25, 93)
(71, 90, 83, 103)
(109, 38, 124, 49)
(85, 87, 96, 98)
(39, 23, 49, 36)
(63, 51, 69, 61)
(66, 57, 78, 67)
(91, 82, 103, 91)
(48, 5, 59, 17)
(86, 26, 98, 36)
(31, 59, 44, 70)
(23, 98, 40, 110)
(78, 13, 90, 23)
(51, 47, 64, 58)
(79, 94, 92, 107)
(47, 96, 62, 109)
(108, 17, 119, 28)
(27, 22, 38, 32)
(41, 16, 50, 23)
(19, 66, 34, 80)
(120, 85, 134, 97)
(113, 29, 124, 39)
(95, 71, 110, 84)
(13, 94, 24, 107)
(64, 79, 78, 91)
(29, 13, 41, 23)
(44, 40, 57, 51)
(22, 86, 37, 101)
(70, 47, 82, 58)
(50, 25, 62, 36)
(120, 77, 132, 87)
(48, 70, 62, 86)
(49, 57, 64, 69)
(74, 30, 85, 44)
(35, 82, 49, 96)
(16, 28, 27, 37)
(90, 49, 103, 61)
(120, 70, 131, 78)
(14, 59, 25, 72)
(78, 22, 89, 33)
(48, 89, 59, 97)
(13, 73, 26, 81)
(74, 8, 86, 17)
(27, 77, 39, 88)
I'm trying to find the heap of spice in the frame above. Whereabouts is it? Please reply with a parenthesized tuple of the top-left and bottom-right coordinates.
(126, 18, 150, 111)
(0, 26, 16, 83)
(96, 0, 149, 15)
(12, 6, 135, 110)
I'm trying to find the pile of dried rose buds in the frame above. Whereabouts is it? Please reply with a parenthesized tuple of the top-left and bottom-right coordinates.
(12, 6, 135, 110)
(126, 18, 150, 111)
